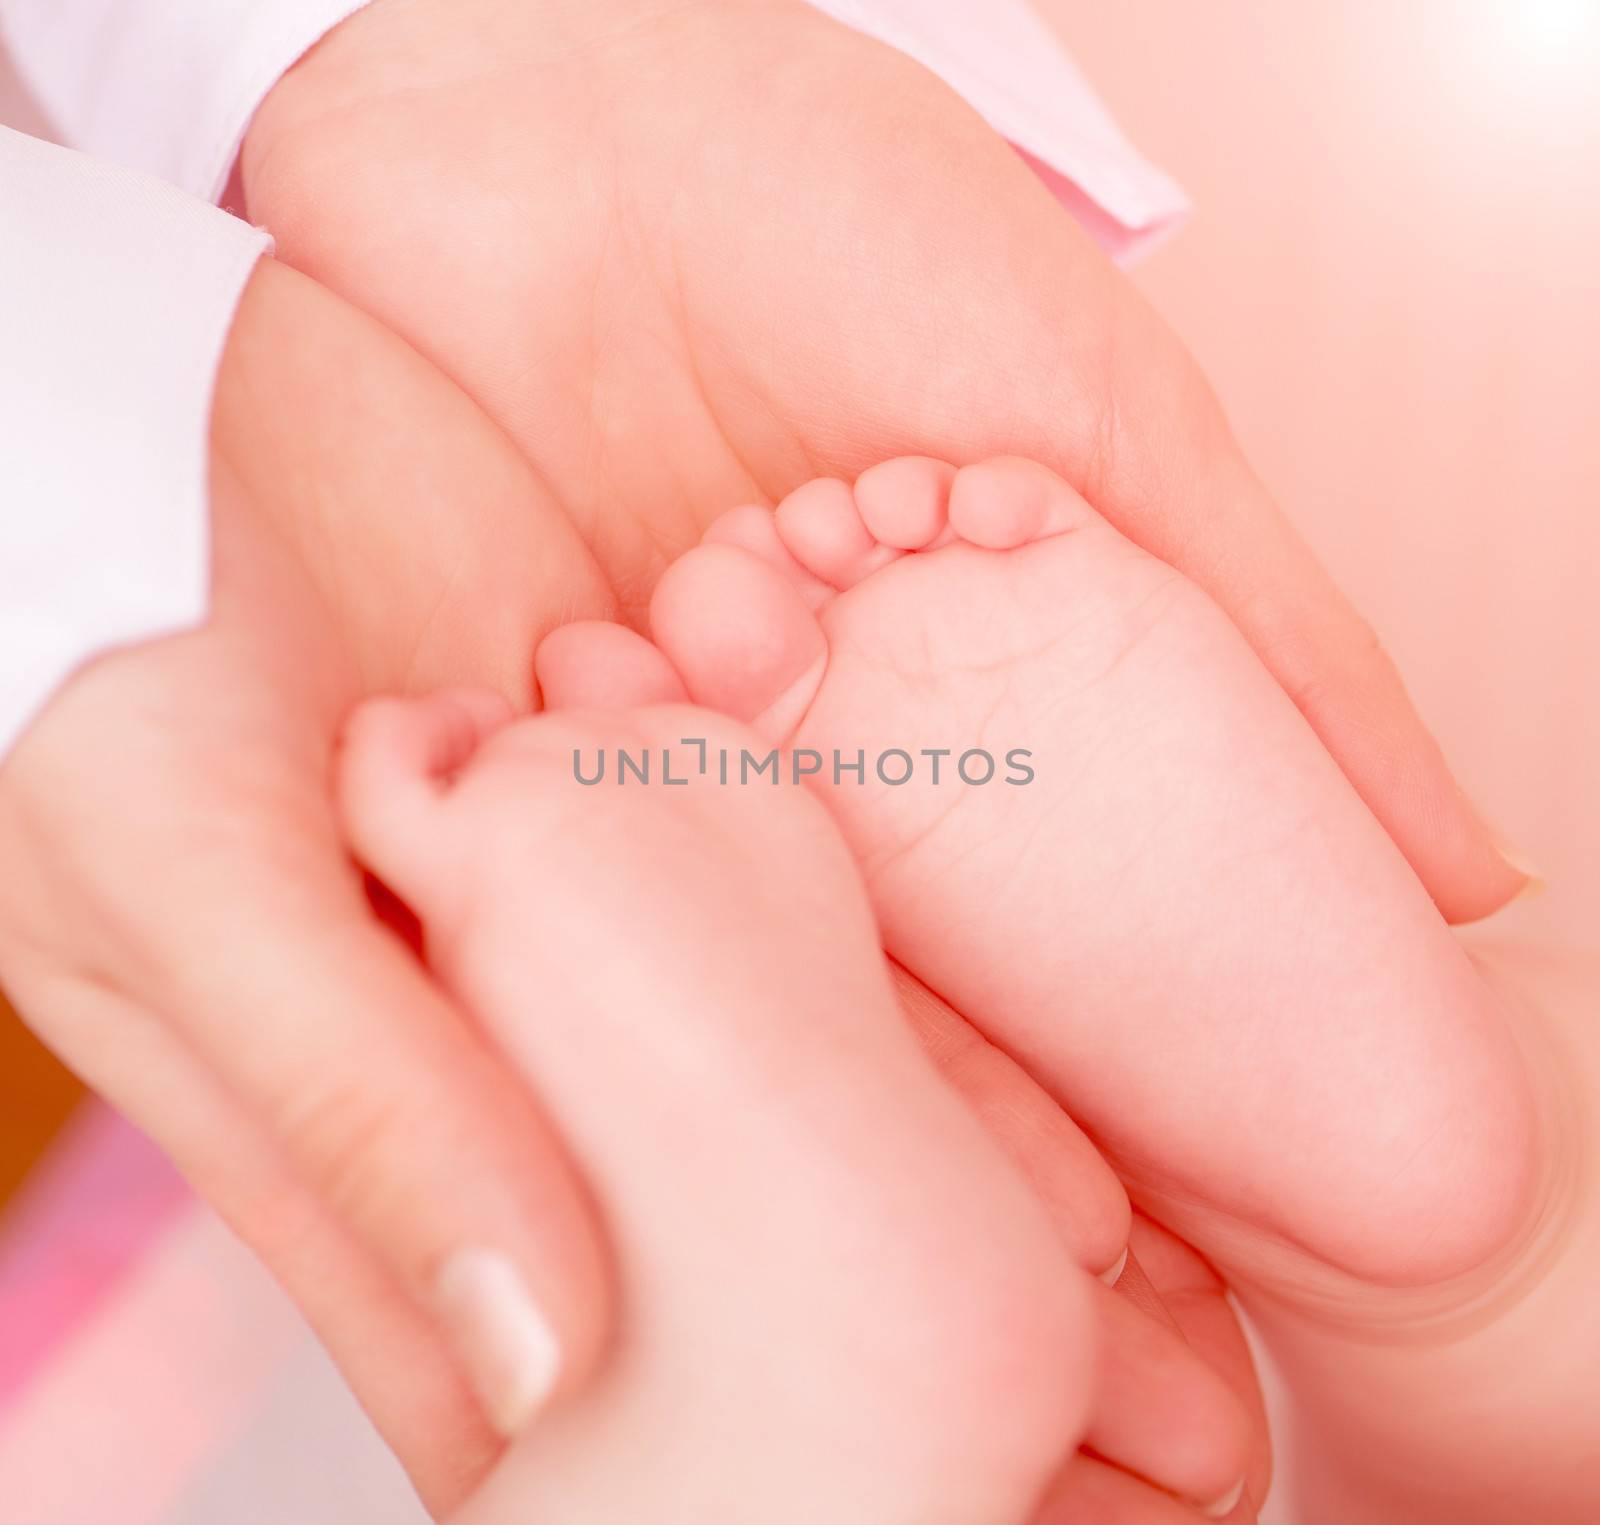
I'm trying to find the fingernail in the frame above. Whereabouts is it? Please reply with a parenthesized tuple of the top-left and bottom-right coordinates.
(1490, 831, 1548, 902)
(1200, 1477, 1246, 1519)
(1097, 1247, 1129, 1287)
(434, 1248, 562, 1436)
(1492, 832, 1543, 888)
(1461, 779, 1544, 894)
(1512, 872, 1549, 903)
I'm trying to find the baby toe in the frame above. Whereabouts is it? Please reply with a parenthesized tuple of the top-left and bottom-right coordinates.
(853, 456, 957, 550)
(702, 504, 833, 609)
(949, 456, 1097, 548)
(775, 475, 902, 590)
(650, 542, 827, 742)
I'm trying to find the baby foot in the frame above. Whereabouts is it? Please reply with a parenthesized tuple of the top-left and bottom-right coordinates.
(337, 694, 1252, 1521)
(542, 456, 1543, 1304)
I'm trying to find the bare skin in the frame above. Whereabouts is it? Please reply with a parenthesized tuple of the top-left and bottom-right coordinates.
(1254, 929, 1598, 1525)
(0, 266, 1267, 1519)
(0, 258, 618, 1505)
(550, 456, 1543, 1289)
(242, 0, 1524, 923)
(541, 454, 1593, 1520)
(337, 693, 1258, 1522)
(0, 0, 1539, 1509)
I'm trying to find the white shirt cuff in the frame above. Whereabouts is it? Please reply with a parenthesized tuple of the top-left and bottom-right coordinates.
(0, 127, 270, 756)
(0, 0, 378, 203)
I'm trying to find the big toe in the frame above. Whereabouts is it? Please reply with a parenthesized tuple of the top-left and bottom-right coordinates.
(702, 504, 833, 609)
(650, 543, 828, 742)
(949, 456, 1097, 549)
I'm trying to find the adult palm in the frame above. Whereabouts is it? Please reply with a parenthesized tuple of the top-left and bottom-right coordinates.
(243, 0, 1518, 922)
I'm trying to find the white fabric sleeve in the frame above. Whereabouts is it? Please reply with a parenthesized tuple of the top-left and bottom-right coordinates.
(0, 0, 377, 203)
(0, 126, 270, 756)
(0, 0, 1188, 256)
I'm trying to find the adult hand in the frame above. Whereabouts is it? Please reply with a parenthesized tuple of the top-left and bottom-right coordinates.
(898, 968, 1271, 1523)
(0, 256, 1264, 1519)
(0, 257, 618, 1512)
(241, 0, 1525, 923)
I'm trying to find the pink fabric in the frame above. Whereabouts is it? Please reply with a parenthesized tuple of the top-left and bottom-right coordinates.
(0, 1105, 190, 1416)
(806, 0, 1191, 263)
(0, 1201, 315, 1525)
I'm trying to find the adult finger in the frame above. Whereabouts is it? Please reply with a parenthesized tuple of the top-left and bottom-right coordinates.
(1, 696, 613, 1471)
(1129, 1215, 1273, 1520)
(0, 963, 502, 1513)
(1035, 1453, 1214, 1524)
(1082, 1276, 1256, 1517)
(164, 853, 613, 1438)
(891, 960, 1131, 1279)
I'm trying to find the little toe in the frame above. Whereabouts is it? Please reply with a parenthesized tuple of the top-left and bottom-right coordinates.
(949, 456, 1097, 549)
(774, 476, 902, 589)
(536, 621, 689, 710)
(650, 542, 827, 742)
(853, 456, 957, 550)
(702, 504, 833, 610)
